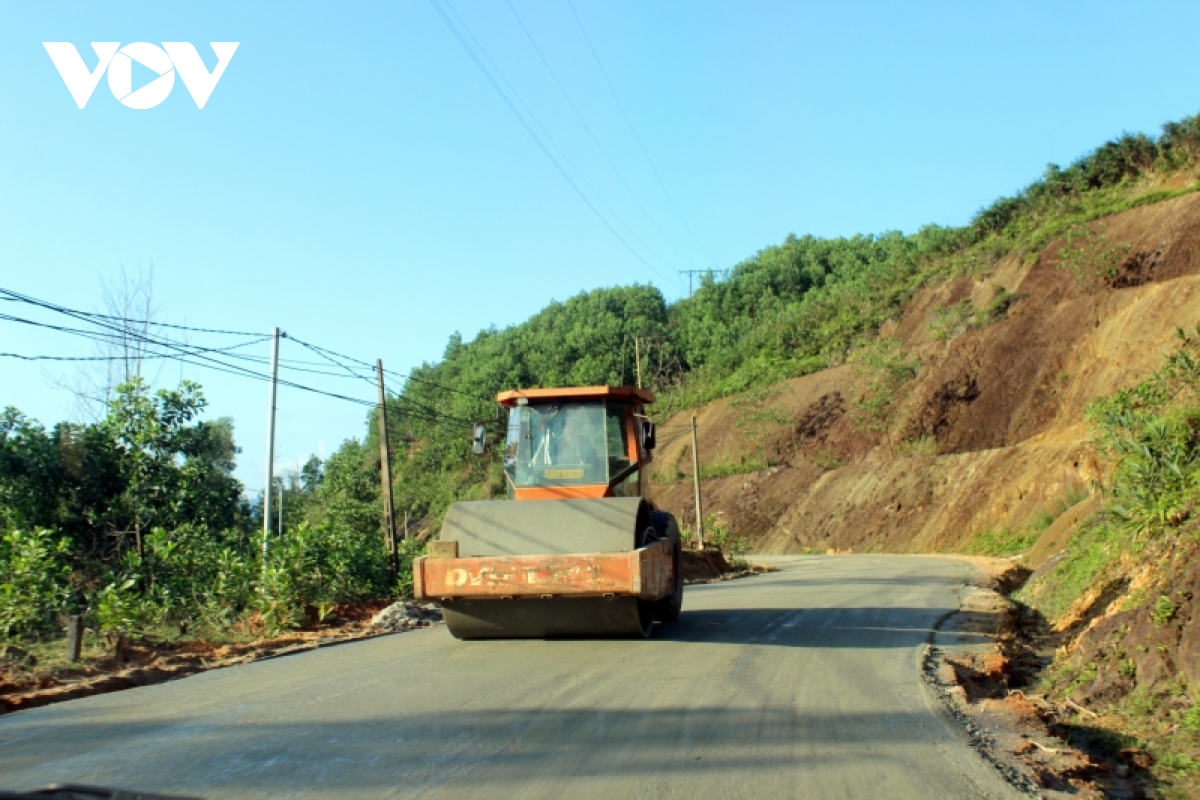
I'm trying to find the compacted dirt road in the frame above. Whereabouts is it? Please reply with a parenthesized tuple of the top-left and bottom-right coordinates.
(0, 556, 1020, 799)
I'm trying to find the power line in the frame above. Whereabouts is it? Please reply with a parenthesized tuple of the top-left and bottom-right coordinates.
(2, 288, 486, 429)
(0, 311, 271, 356)
(566, 0, 720, 270)
(1, 294, 382, 411)
(385, 389, 478, 426)
(286, 333, 379, 390)
(0, 289, 262, 336)
(505, 0, 697, 279)
(288, 334, 495, 405)
(441, 0, 673, 277)
(499, 0, 687, 276)
(427, 0, 673, 283)
(289, 333, 482, 425)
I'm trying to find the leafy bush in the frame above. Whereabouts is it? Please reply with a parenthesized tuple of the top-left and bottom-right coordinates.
(0, 528, 70, 638)
(1152, 595, 1176, 627)
(94, 573, 158, 634)
(961, 527, 1039, 557)
(700, 458, 768, 480)
(929, 300, 973, 340)
(252, 519, 391, 633)
(1017, 522, 1123, 621)
(850, 337, 921, 453)
(142, 526, 254, 617)
(1087, 327, 1200, 539)
(899, 436, 937, 457)
(813, 449, 842, 470)
(1182, 702, 1200, 733)
(705, 514, 731, 551)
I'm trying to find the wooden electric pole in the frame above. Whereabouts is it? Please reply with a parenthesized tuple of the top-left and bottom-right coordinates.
(261, 327, 281, 571)
(376, 360, 399, 580)
(690, 415, 705, 548)
(679, 269, 729, 297)
(634, 336, 643, 389)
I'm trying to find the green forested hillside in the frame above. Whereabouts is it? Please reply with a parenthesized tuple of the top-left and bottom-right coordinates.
(384, 113, 1200, 533)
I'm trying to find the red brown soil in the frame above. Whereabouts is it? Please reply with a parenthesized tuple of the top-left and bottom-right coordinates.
(649, 191, 1200, 557)
(933, 580, 1156, 798)
(680, 548, 774, 583)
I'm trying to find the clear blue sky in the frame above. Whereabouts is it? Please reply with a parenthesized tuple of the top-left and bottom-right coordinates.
(2, 0, 1199, 491)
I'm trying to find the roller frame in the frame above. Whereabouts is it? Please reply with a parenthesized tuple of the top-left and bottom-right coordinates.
(413, 539, 674, 603)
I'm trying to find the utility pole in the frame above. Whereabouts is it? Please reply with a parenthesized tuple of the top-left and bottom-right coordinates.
(634, 336, 643, 389)
(262, 327, 281, 568)
(690, 415, 705, 549)
(680, 270, 696, 297)
(679, 270, 709, 297)
(278, 479, 284, 538)
(376, 360, 399, 580)
(680, 269, 728, 297)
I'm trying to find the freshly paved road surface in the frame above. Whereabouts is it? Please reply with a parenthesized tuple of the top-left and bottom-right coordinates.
(0, 556, 1019, 798)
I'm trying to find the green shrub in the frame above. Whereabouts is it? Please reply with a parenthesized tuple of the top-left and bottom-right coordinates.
(700, 458, 768, 480)
(0, 528, 71, 639)
(263, 520, 391, 616)
(94, 574, 158, 634)
(962, 527, 1039, 556)
(1153, 595, 1176, 627)
(1182, 703, 1200, 732)
(929, 300, 973, 340)
(706, 514, 731, 551)
(1030, 509, 1057, 532)
(813, 449, 842, 470)
(899, 436, 937, 457)
(1018, 522, 1124, 620)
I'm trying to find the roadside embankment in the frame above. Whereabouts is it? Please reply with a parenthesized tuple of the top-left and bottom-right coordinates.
(0, 601, 442, 715)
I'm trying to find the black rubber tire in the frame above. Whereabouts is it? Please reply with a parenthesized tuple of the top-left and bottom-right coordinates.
(651, 510, 684, 622)
(632, 518, 658, 638)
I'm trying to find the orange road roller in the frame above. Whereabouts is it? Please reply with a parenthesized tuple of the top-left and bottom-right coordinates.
(412, 386, 683, 639)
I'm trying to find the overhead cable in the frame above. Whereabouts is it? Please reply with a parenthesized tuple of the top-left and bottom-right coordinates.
(427, 0, 673, 283)
(1, 288, 480, 429)
(505, 0, 698, 277)
(566, 0, 720, 270)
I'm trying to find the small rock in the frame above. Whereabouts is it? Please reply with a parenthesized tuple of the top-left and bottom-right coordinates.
(371, 602, 444, 632)
(1, 645, 28, 660)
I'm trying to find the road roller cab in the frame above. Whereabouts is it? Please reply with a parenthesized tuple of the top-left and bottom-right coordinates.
(499, 386, 655, 501)
(412, 386, 683, 640)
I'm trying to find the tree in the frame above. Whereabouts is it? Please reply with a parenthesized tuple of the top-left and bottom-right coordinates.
(102, 378, 242, 555)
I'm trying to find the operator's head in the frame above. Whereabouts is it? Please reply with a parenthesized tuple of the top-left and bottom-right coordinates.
(558, 406, 586, 439)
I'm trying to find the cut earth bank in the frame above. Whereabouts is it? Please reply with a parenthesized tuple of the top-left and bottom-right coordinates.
(653, 187, 1200, 797)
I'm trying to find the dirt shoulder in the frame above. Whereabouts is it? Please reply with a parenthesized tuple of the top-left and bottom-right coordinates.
(923, 557, 1165, 798)
(682, 547, 775, 583)
(0, 601, 442, 716)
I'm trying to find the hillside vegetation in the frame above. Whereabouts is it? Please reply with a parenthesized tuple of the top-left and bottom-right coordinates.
(388, 112, 1200, 535)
